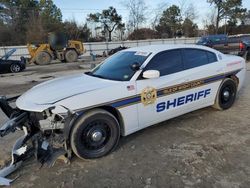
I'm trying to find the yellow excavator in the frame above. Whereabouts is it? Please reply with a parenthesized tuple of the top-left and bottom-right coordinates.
(27, 32, 85, 65)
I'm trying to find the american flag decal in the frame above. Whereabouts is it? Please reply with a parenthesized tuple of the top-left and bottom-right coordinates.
(127, 85, 135, 91)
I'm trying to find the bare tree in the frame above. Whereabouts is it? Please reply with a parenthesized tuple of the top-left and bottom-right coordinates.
(184, 3, 198, 21)
(203, 9, 217, 34)
(123, 0, 147, 31)
(207, 0, 246, 34)
(182, 3, 198, 37)
(177, 0, 198, 20)
(243, 10, 250, 25)
(151, 2, 168, 29)
(114, 24, 126, 41)
(178, 0, 187, 16)
(26, 12, 46, 43)
(87, 7, 123, 41)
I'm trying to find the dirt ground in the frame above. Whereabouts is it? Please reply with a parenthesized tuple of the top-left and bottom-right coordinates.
(0, 60, 250, 188)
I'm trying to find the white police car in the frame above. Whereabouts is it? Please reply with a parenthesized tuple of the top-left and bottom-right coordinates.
(0, 45, 246, 183)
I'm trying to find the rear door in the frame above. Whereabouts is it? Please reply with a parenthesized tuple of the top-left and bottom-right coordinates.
(180, 49, 224, 109)
(227, 37, 241, 55)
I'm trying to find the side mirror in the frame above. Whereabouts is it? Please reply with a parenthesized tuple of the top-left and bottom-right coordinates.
(143, 70, 160, 79)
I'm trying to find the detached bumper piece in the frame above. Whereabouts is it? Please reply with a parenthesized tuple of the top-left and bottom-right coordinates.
(0, 96, 69, 186)
(0, 127, 29, 186)
(0, 96, 29, 186)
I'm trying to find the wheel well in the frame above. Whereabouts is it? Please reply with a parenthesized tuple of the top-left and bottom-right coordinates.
(65, 48, 78, 54)
(226, 75, 239, 87)
(10, 63, 20, 71)
(97, 106, 125, 136)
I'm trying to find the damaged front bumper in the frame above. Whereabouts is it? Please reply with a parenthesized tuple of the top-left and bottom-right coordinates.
(0, 96, 72, 186)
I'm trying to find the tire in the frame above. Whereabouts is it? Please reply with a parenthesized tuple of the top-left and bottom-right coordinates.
(247, 49, 250, 61)
(70, 109, 120, 159)
(35, 51, 52, 65)
(213, 78, 237, 110)
(10, 63, 21, 73)
(65, 50, 78, 62)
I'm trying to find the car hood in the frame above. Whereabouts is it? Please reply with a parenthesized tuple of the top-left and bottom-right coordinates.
(16, 73, 118, 111)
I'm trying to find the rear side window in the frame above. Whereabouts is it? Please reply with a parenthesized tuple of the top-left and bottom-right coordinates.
(183, 49, 208, 69)
(242, 36, 250, 41)
(207, 51, 217, 63)
(211, 36, 227, 44)
(183, 49, 217, 69)
(144, 50, 183, 76)
(228, 37, 240, 43)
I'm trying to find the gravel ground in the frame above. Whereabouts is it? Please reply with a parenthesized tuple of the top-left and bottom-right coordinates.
(0, 61, 250, 188)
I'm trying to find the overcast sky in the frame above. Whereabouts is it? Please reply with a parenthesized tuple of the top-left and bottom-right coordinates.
(53, 0, 250, 29)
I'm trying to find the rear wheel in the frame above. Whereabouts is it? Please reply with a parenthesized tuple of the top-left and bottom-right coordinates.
(213, 78, 237, 110)
(35, 51, 52, 65)
(10, 63, 21, 73)
(70, 109, 120, 159)
(65, 50, 78, 62)
(247, 48, 250, 61)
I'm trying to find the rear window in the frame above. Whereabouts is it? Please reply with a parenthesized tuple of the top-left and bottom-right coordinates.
(228, 37, 240, 43)
(229, 35, 250, 43)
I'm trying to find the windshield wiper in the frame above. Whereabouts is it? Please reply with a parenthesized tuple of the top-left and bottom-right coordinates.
(86, 72, 106, 79)
(92, 74, 106, 79)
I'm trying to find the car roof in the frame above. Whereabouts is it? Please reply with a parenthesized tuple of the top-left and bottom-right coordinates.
(123, 44, 218, 54)
(201, 34, 227, 38)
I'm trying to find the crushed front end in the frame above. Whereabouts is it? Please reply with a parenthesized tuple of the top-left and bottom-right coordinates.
(0, 96, 73, 186)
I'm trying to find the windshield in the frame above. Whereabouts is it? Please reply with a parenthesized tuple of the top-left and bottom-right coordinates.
(89, 51, 150, 81)
(198, 37, 207, 43)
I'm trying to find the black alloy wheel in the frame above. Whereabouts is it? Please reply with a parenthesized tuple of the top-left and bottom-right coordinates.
(70, 109, 120, 159)
(214, 78, 237, 110)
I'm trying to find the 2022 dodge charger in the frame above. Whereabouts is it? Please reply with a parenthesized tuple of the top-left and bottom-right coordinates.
(0, 45, 246, 184)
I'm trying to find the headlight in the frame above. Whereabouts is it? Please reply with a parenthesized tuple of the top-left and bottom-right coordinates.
(39, 108, 65, 131)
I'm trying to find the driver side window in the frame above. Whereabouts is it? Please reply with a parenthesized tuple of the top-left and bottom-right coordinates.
(143, 49, 183, 77)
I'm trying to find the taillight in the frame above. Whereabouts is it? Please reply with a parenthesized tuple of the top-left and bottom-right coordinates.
(239, 42, 244, 51)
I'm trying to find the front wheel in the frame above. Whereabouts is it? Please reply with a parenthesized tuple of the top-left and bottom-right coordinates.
(247, 48, 250, 61)
(70, 109, 120, 159)
(213, 78, 237, 110)
(65, 50, 78, 62)
(35, 51, 52, 65)
(10, 63, 21, 73)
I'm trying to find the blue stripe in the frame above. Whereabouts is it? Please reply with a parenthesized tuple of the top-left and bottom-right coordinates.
(111, 96, 141, 108)
(109, 69, 242, 108)
(204, 74, 225, 83)
(157, 90, 165, 97)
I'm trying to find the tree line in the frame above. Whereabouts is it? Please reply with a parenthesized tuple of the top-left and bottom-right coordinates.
(0, 0, 250, 45)
(0, 0, 91, 45)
